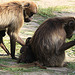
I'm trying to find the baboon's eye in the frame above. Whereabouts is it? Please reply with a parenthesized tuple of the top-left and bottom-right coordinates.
(68, 20, 74, 26)
(29, 12, 34, 17)
(24, 3, 30, 7)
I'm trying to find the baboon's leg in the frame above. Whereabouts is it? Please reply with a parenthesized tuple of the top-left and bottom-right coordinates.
(0, 37, 11, 55)
(0, 43, 11, 55)
(10, 36, 25, 58)
(7, 30, 25, 46)
(10, 35, 16, 59)
(7, 27, 25, 59)
(7, 28, 17, 59)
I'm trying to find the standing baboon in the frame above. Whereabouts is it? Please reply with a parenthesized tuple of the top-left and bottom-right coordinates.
(0, 30, 11, 55)
(0, 1, 37, 59)
(29, 17, 75, 67)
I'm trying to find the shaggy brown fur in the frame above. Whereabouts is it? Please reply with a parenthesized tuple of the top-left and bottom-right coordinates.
(29, 17, 75, 67)
(0, 1, 37, 59)
(18, 37, 36, 63)
(18, 37, 46, 69)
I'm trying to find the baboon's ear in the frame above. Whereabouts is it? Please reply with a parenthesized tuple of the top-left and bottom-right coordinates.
(24, 3, 30, 8)
(68, 20, 74, 26)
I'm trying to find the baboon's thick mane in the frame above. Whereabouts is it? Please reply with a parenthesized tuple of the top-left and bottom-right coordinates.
(0, 1, 23, 12)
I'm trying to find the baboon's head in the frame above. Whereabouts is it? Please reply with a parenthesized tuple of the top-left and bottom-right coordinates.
(20, 37, 31, 53)
(64, 17, 75, 39)
(23, 2, 37, 22)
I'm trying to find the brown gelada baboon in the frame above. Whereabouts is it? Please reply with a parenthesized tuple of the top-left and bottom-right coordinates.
(18, 37, 46, 69)
(19, 17, 75, 67)
(0, 1, 37, 59)
(18, 37, 36, 63)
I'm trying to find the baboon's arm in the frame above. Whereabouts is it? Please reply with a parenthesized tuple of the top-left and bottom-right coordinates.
(56, 40, 75, 55)
(17, 36, 25, 46)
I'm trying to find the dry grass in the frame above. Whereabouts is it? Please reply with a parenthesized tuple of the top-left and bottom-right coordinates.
(0, 0, 75, 7)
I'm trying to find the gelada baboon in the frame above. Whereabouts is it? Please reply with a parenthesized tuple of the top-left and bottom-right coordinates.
(0, 1, 37, 59)
(0, 30, 11, 55)
(28, 17, 75, 67)
(18, 37, 36, 63)
(18, 37, 46, 69)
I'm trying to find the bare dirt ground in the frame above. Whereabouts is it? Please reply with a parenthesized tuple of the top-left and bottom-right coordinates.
(0, 0, 75, 75)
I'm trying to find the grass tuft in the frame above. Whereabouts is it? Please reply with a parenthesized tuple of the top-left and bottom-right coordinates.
(37, 5, 75, 18)
(67, 62, 75, 69)
(37, 7, 56, 18)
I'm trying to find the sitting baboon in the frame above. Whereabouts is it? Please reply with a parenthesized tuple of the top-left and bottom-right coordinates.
(30, 17, 75, 67)
(18, 37, 36, 63)
(18, 37, 46, 69)
(0, 1, 37, 59)
(0, 30, 11, 55)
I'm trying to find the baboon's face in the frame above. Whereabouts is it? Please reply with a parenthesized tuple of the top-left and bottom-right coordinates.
(20, 37, 31, 53)
(24, 2, 37, 22)
(64, 18, 75, 39)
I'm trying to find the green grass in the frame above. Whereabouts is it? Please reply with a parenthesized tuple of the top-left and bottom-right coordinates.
(68, 72, 75, 75)
(1, 67, 45, 72)
(67, 62, 75, 69)
(37, 6, 75, 18)
(0, 58, 10, 65)
(38, 7, 56, 18)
